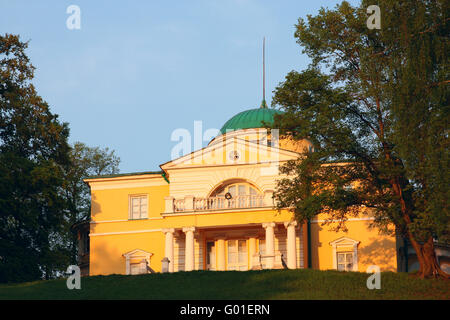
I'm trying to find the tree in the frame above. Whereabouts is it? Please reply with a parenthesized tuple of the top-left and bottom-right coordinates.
(272, 0, 449, 278)
(64, 142, 120, 263)
(0, 34, 72, 282)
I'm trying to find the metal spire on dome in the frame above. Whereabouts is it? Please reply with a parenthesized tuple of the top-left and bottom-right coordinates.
(260, 37, 268, 109)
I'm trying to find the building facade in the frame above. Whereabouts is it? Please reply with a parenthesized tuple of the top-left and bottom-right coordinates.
(84, 107, 403, 275)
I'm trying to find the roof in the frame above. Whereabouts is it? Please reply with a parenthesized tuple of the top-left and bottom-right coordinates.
(219, 107, 282, 134)
(84, 171, 165, 180)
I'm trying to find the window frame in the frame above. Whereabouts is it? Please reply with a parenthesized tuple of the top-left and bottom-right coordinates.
(336, 251, 354, 271)
(226, 239, 248, 271)
(212, 182, 261, 197)
(329, 237, 360, 272)
(130, 260, 147, 275)
(128, 194, 149, 220)
(123, 249, 153, 275)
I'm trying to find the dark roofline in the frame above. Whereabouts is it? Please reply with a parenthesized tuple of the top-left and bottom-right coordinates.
(84, 170, 164, 180)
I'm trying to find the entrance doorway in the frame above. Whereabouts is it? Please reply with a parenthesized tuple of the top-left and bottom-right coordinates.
(206, 241, 216, 270)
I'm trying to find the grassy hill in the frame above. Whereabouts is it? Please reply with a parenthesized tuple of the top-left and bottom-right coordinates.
(1, 269, 448, 300)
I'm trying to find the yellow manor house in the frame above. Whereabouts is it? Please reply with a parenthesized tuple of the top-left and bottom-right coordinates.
(78, 105, 412, 277)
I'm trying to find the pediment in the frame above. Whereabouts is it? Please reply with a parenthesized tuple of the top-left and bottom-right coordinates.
(329, 237, 360, 247)
(123, 249, 153, 258)
(161, 137, 300, 170)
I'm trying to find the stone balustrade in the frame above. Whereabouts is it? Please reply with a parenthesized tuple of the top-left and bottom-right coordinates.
(164, 191, 274, 214)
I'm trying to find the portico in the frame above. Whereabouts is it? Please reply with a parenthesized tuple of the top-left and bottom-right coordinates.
(162, 221, 304, 272)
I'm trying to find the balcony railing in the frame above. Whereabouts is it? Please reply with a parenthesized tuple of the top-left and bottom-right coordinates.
(165, 192, 273, 214)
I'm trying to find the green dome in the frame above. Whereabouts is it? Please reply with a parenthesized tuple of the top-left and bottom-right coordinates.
(219, 107, 282, 135)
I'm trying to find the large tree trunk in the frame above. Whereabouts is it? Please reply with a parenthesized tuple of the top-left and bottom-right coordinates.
(388, 173, 448, 279)
(408, 234, 449, 279)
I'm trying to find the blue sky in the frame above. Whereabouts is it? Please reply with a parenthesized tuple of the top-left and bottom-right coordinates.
(1, 0, 358, 173)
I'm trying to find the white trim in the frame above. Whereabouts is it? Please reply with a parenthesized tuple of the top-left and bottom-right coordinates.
(90, 229, 162, 237)
(90, 217, 163, 224)
(90, 219, 128, 223)
(161, 206, 273, 217)
(89, 222, 286, 237)
(311, 217, 375, 223)
(329, 237, 360, 272)
(161, 136, 300, 170)
(85, 174, 163, 183)
(86, 176, 167, 190)
(162, 159, 293, 171)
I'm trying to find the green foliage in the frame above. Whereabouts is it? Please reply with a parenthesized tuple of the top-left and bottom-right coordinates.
(382, 0, 449, 243)
(64, 142, 120, 264)
(0, 34, 121, 282)
(64, 142, 120, 223)
(272, 0, 449, 248)
(0, 34, 72, 282)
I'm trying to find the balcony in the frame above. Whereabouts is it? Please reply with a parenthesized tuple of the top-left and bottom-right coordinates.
(164, 191, 274, 214)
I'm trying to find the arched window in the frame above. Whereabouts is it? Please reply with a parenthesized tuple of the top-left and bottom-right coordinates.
(208, 180, 263, 209)
(211, 182, 259, 197)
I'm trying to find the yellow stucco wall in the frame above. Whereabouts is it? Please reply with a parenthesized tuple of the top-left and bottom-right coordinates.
(90, 232, 165, 275)
(310, 219, 397, 272)
(88, 178, 169, 275)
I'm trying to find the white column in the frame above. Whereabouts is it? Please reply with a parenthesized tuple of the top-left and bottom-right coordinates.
(332, 244, 337, 269)
(262, 222, 275, 269)
(353, 243, 359, 271)
(162, 228, 175, 272)
(216, 238, 226, 271)
(183, 227, 196, 271)
(284, 221, 297, 269)
(125, 257, 130, 275)
(248, 237, 257, 270)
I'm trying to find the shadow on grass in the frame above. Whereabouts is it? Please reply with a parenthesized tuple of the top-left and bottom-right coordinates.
(1, 269, 449, 300)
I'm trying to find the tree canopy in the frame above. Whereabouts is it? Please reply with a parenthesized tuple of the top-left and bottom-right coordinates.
(0, 34, 72, 282)
(272, 0, 449, 278)
(0, 34, 121, 282)
(64, 142, 120, 264)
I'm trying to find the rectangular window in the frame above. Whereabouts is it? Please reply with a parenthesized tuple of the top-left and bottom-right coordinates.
(238, 240, 247, 265)
(228, 240, 237, 265)
(227, 239, 248, 271)
(259, 239, 265, 254)
(129, 195, 148, 219)
(337, 252, 354, 271)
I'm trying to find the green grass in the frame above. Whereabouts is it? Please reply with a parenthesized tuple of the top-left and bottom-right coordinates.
(0, 269, 448, 300)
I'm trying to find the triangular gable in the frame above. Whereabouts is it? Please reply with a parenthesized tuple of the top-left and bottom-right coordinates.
(161, 137, 301, 170)
(329, 237, 360, 247)
(123, 249, 153, 258)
